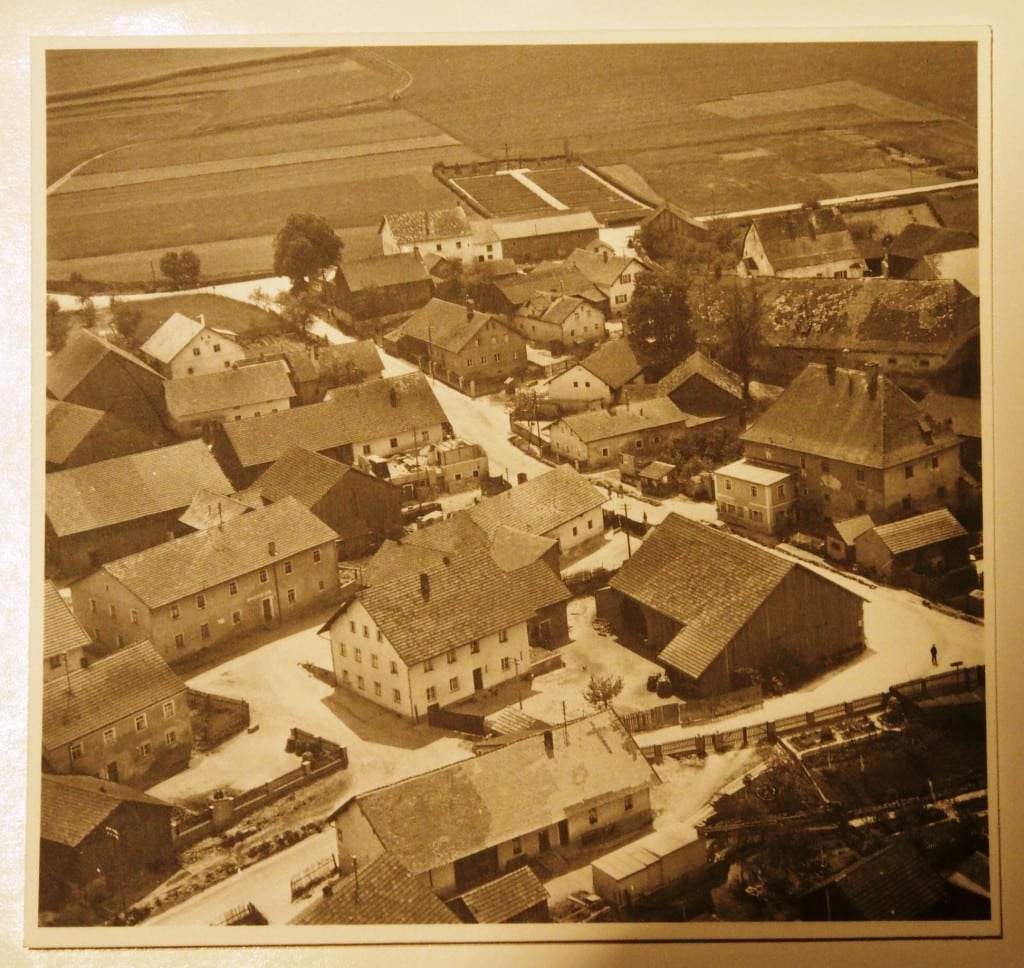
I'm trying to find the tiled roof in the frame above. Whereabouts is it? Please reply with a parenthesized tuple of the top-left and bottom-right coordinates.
(826, 842, 947, 919)
(640, 201, 708, 233)
(489, 210, 600, 240)
(488, 526, 559, 572)
(243, 339, 319, 387)
(338, 252, 431, 292)
(832, 513, 876, 546)
(253, 446, 353, 507)
(47, 328, 165, 401)
(97, 497, 338, 608)
(493, 267, 603, 309)
(659, 351, 743, 401)
(139, 312, 205, 364)
(316, 340, 384, 380)
(580, 339, 645, 390)
(40, 773, 171, 848)
(925, 187, 978, 235)
(42, 642, 186, 751)
(325, 371, 448, 438)
(46, 399, 159, 467)
(349, 710, 656, 876)
(46, 440, 233, 537)
(565, 247, 637, 288)
(43, 579, 92, 660)
(468, 465, 607, 541)
(457, 866, 549, 923)
(740, 364, 960, 469)
(164, 360, 294, 420)
(524, 293, 586, 326)
(716, 459, 793, 487)
(921, 391, 981, 439)
(382, 205, 471, 246)
(888, 223, 977, 260)
(870, 508, 968, 556)
(610, 513, 796, 679)
(45, 399, 103, 463)
(177, 487, 256, 531)
(356, 547, 569, 666)
(638, 460, 676, 481)
(291, 852, 459, 925)
(397, 298, 505, 354)
(751, 207, 864, 271)
(947, 852, 990, 898)
(558, 398, 693, 445)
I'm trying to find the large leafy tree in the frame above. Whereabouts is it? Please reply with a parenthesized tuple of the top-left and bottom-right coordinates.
(159, 249, 201, 290)
(108, 296, 145, 349)
(46, 297, 69, 352)
(273, 213, 343, 292)
(626, 267, 696, 380)
(583, 673, 624, 710)
(719, 280, 764, 401)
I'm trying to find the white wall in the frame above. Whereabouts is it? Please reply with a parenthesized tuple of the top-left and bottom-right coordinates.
(168, 330, 246, 379)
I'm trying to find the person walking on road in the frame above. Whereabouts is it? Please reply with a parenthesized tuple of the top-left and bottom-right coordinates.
(931, 643, 938, 666)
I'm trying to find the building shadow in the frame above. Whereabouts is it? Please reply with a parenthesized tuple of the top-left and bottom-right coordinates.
(320, 689, 453, 750)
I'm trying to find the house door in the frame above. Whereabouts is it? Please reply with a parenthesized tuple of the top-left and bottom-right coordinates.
(538, 828, 551, 852)
(557, 819, 570, 845)
(105, 760, 119, 783)
(262, 598, 274, 623)
(472, 668, 484, 691)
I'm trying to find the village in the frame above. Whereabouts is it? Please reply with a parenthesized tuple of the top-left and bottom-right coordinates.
(38, 50, 989, 933)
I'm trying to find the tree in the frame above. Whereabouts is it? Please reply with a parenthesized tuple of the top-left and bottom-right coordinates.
(46, 297, 69, 352)
(78, 296, 97, 330)
(273, 213, 343, 292)
(719, 280, 764, 401)
(626, 268, 696, 380)
(159, 249, 201, 290)
(583, 672, 624, 710)
(274, 287, 326, 340)
(108, 296, 144, 349)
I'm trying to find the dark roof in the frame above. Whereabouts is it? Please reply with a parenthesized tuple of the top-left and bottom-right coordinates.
(46, 399, 158, 467)
(565, 247, 641, 289)
(291, 852, 459, 925)
(468, 465, 607, 541)
(324, 370, 448, 437)
(316, 340, 384, 380)
(397, 298, 509, 354)
(345, 710, 656, 876)
(46, 440, 233, 537)
(825, 842, 947, 919)
(457, 867, 548, 922)
(580, 339, 645, 390)
(925, 187, 979, 235)
(47, 328, 165, 401)
(382, 205, 471, 246)
(163, 360, 294, 419)
(43, 580, 92, 660)
(639, 201, 708, 233)
(40, 773, 171, 848)
(46, 399, 102, 462)
(658, 351, 743, 401)
(353, 547, 569, 666)
(558, 398, 699, 445)
(494, 267, 604, 310)
(947, 851, 990, 898)
(42, 642, 186, 751)
(921, 391, 982, 439)
(888, 223, 978, 260)
(254, 446, 354, 507)
(97, 497, 337, 609)
(338, 252, 431, 291)
(611, 513, 830, 679)
(741, 364, 961, 469)
(870, 508, 968, 556)
(750, 207, 864, 272)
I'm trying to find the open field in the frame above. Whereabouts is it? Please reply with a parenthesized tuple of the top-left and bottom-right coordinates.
(116, 293, 284, 343)
(524, 166, 649, 222)
(452, 171, 557, 217)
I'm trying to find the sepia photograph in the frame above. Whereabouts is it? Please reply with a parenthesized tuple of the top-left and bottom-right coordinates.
(18, 9, 1017, 961)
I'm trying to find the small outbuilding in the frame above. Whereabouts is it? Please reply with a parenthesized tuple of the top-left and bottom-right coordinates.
(449, 866, 550, 923)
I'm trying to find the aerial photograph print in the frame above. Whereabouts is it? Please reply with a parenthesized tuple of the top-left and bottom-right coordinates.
(31, 32, 997, 947)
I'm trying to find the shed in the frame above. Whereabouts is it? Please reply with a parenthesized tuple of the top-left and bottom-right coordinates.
(450, 866, 550, 923)
(638, 460, 678, 498)
(825, 514, 875, 565)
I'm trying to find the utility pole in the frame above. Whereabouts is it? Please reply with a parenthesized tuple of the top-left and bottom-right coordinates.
(104, 826, 127, 924)
(623, 498, 632, 558)
(513, 657, 523, 709)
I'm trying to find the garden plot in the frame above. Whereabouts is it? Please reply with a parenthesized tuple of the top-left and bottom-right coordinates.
(451, 171, 557, 217)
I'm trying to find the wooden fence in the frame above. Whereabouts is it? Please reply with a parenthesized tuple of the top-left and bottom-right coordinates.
(619, 686, 763, 734)
(212, 902, 267, 926)
(290, 855, 339, 900)
(187, 688, 251, 749)
(427, 704, 488, 735)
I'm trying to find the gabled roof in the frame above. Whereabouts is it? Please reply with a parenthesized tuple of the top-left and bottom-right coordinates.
(253, 446, 354, 507)
(343, 710, 656, 876)
(870, 508, 968, 556)
(920, 391, 981, 439)
(46, 399, 158, 467)
(353, 547, 569, 666)
(489, 210, 600, 240)
(488, 526, 559, 572)
(750, 207, 864, 272)
(831, 513, 876, 546)
(337, 252, 431, 291)
(565, 247, 639, 288)
(468, 465, 607, 541)
(177, 487, 256, 531)
(45, 399, 104, 463)
(888, 223, 977, 260)
(903, 249, 980, 297)
(96, 497, 338, 609)
(522, 293, 587, 326)
(43, 579, 91, 660)
(579, 339, 645, 390)
(42, 642, 185, 751)
(381, 205, 472, 246)
(291, 852, 459, 925)
(163, 360, 294, 420)
(715, 458, 793, 487)
(457, 866, 548, 923)
(558, 398, 697, 444)
(47, 328, 165, 401)
(494, 267, 604, 309)
(740, 364, 960, 469)
(316, 340, 384, 381)
(324, 371, 448, 439)
(138, 312, 206, 364)
(639, 201, 708, 234)
(40, 773, 172, 848)
(46, 440, 233, 537)
(397, 298, 508, 354)
(591, 821, 700, 881)
(638, 460, 676, 481)
(611, 513, 798, 680)
(243, 339, 319, 387)
(659, 351, 743, 401)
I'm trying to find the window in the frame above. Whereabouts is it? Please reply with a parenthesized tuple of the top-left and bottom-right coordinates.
(390, 660, 398, 675)
(283, 560, 293, 575)
(486, 244, 493, 253)
(213, 343, 221, 353)
(90, 597, 97, 614)
(494, 353, 501, 363)
(905, 465, 915, 479)
(196, 593, 206, 610)
(931, 456, 939, 469)
(49, 655, 62, 670)
(588, 808, 598, 825)
(572, 381, 579, 389)
(103, 727, 116, 747)
(456, 240, 462, 249)
(165, 730, 177, 747)
(856, 468, 865, 483)
(421, 429, 430, 441)
(501, 656, 511, 671)
(371, 654, 379, 669)
(625, 794, 634, 811)
(393, 689, 402, 704)
(937, 485, 947, 499)
(162, 700, 175, 718)
(362, 444, 371, 456)
(232, 610, 242, 626)
(776, 484, 786, 499)
(635, 440, 643, 452)
(116, 633, 125, 648)
(338, 641, 346, 657)
(377, 629, 384, 643)
(200, 623, 210, 641)
(615, 294, 628, 305)
(229, 581, 238, 596)
(341, 670, 350, 684)
(750, 486, 758, 498)
(424, 658, 434, 672)
(286, 588, 296, 605)
(426, 685, 437, 702)
(134, 713, 147, 732)
(800, 455, 807, 470)
(354, 648, 362, 663)
(724, 479, 732, 492)
(357, 675, 365, 691)
(902, 497, 912, 511)
(69, 742, 83, 761)
(821, 459, 830, 473)
(449, 676, 460, 693)
(588, 518, 594, 529)
(192, 347, 201, 357)
(919, 359, 931, 369)
(259, 569, 269, 584)
(363, 624, 370, 639)
(174, 633, 185, 650)
(318, 580, 326, 591)
(499, 629, 508, 643)
(187, 367, 194, 375)
(602, 447, 609, 457)
(108, 603, 116, 619)
(584, 382, 590, 388)
(349, 620, 356, 634)
(313, 548, 322, 564)
(138, 741, 151, 757)
(750, 509, 764, 522)
(511, 836, 523, 856)
(374, 681, 382, 697)
(470, 640, 480, 654)
(447, 650, 457, 665)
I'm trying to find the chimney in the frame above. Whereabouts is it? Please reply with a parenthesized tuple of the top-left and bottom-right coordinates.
(865, 361, 879, 400)
(603, 249, 609, 264)
(825, 355, 836, 385)
(268, 540, 277, 556)
(466, 298, 475, 321)
(419, 572, 430, 599)
(198, 313, 205, 328)
(542, 729, 554, 754)
(388, 386, 398, 408)
(322, 883, 333, 898)
(517, 472, 528, 485)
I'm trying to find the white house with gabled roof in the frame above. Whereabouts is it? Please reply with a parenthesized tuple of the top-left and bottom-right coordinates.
(139, 312, 246, 380)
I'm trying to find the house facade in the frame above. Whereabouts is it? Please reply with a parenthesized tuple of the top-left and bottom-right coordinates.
(713, 459, 797, 535)
(545, 362, 614, 412)
(489, 211, 601, 264)
(139, 312, 246, 380)
(69, 498, 339, 664)
(42, 643, 192, 787)
(379, 205, 475, 260)
(658, 351, 745, 417)
(512, 293, 607, 348)
(740, 207, 866, 279)
(43, 579, 92, 683)
(564, 247, 647, 316)
(334, 252, 434, 320)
